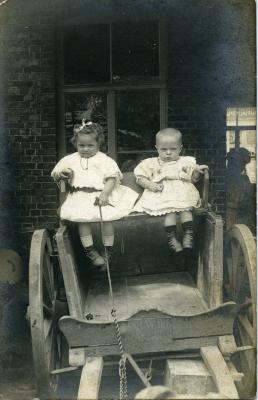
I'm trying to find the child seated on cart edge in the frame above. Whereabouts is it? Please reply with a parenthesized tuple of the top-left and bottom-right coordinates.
(51, 122, 208, 269)
(51, 121, 138, 270)
(133, 127, 208, 253)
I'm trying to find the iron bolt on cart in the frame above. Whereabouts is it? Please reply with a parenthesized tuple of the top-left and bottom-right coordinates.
(28, 170, 256, 399)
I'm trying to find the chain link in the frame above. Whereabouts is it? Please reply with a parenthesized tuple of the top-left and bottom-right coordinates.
(111, 308, 128, 400)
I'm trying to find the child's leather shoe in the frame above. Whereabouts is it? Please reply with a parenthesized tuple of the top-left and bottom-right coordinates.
(84, 246, 105, 268)
(167, 235, 183, 253)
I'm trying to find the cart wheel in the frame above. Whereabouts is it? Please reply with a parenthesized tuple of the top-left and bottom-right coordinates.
(29, 229, 67, 399)
(224, 224, 256, 398)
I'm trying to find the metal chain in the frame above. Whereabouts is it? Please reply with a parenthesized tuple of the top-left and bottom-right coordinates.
(97, 200, 152, 398)
(110, 294, 128, 399)
(97, 200, 128, 400)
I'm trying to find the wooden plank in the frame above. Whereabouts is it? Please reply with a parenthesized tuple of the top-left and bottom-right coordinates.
(59, 303, 239, 356)
(197, 212, 223, 308)
(63, 82, 167, 93)
(85, 272, 207, 322)
(55, 226, 84, 319)
(201, 346, 239, 399)
(69, 348, 86, 367)
(211, 214, 223, 307)
(165, 358, 216, 396)
(218, 335, 237, 355)
(66, 337, 219, 362)
(77, 357, 103, 400)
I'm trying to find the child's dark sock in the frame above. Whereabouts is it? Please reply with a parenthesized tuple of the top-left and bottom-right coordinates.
(105, 246, 113, 258)
(182, 221, 194, 249)
(165, 225, 183, 253)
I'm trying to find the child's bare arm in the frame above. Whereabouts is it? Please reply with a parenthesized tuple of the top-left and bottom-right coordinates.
(99, 177, 117, 205)
(137, 176, 163, 192)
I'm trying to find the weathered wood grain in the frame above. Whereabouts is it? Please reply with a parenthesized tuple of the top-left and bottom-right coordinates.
(56, 226, 84, 319)
(77, 357, 103, 400)
(200, 346, 239, 399)
(197, 212, 223, 308)
(165, 358, 216, 396)
(85, 272, 207, 322)
(59, 302, 239, 357)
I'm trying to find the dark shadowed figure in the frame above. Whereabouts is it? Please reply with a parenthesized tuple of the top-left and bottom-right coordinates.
(226, 148, 255, 231)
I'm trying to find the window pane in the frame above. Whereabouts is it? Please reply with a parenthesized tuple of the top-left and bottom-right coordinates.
(112, 21, 159, 81)
(226, 107, 256, 126)
(64, 25, 110, 84)
(65, 93, 107, 154)
(117, 90, 160, 167)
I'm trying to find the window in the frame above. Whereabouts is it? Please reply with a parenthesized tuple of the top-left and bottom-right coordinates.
(226, 107, 256, 183)
(57, 19, 168, 168)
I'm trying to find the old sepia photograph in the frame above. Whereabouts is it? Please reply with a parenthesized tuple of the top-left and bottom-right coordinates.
(0, 0, 256, 399)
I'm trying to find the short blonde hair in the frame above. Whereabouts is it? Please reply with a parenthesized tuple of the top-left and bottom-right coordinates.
(156, 128, 182, 145)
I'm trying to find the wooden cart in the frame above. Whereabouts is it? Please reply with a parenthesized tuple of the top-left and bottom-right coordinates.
(28, 171, 256, 399)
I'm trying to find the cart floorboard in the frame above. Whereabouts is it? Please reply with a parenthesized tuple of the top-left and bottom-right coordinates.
(85, 272, 208, 322)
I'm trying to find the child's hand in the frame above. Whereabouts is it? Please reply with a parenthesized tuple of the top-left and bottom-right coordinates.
(194, 164, 209, 174)
(149, 182, 164, 192)
(192, 165, 209, 183)
(59, 168, 73, 180)
(98, 192, 109, 206)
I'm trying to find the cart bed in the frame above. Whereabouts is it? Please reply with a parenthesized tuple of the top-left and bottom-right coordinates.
(85, 272, 207, 322)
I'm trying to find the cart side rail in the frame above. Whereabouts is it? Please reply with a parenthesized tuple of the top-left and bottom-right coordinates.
(197, 211, 223, 308)
(55, 225, 84, 319)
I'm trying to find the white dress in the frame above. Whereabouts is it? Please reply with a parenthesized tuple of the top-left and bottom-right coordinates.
(133, 156, 201, 216)
(51, 152, 138, 222)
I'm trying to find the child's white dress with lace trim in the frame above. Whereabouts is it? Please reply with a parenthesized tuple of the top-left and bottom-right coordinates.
(51, 152, 138, 222)
(133, 156, 201, 215)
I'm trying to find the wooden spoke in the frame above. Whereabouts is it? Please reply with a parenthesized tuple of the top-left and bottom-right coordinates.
(29, 229, 68, 399)
(224, 224, 256, 398)
(238, 314, 254, 344)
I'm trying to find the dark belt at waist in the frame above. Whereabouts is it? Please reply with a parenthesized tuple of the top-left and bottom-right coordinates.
(68, 186, 100, 193)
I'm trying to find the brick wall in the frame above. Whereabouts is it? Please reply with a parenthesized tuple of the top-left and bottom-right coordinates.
(0, 0, 255, 259)
(2, 22, 58, 257)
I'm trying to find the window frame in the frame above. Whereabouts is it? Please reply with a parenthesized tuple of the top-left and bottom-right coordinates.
(56, 19, 168, 161)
